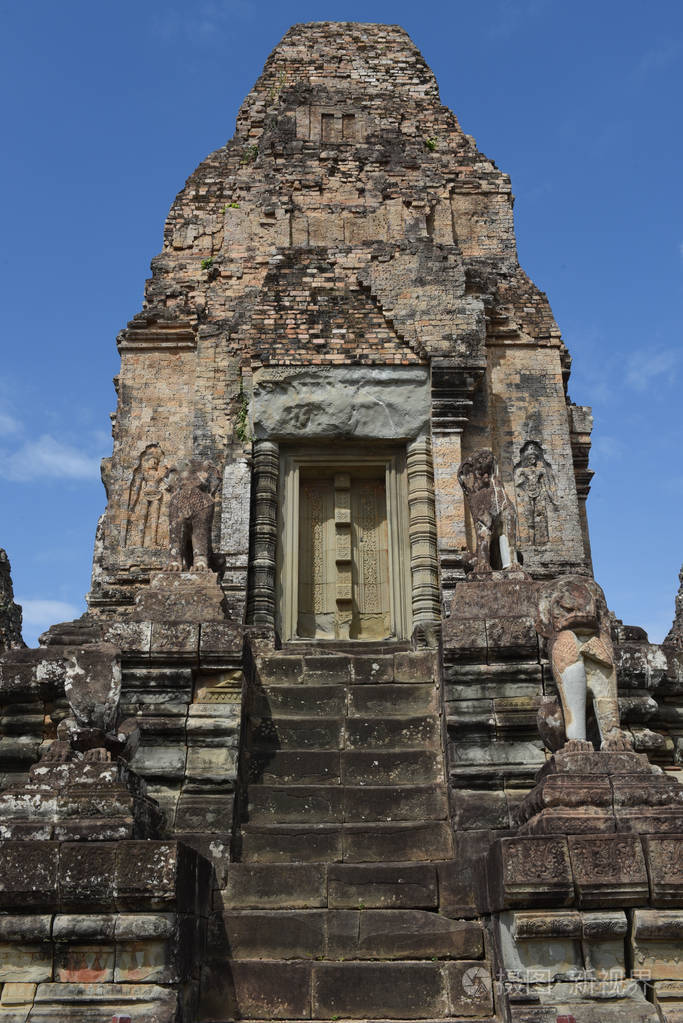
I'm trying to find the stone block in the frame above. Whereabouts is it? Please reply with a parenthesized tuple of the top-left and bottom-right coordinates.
(446, 960, 494, 1017)
(326, 910, 482, 959)
(59, 842, 117, 909)
(342, 821, 452, 862)
(102, 620, 151, 655)
(442, 617, 488, 663)
(312, 961, 447, 1019)
(453, 789, 510, 830)
(643, 834, 683, 906)
(174, 792, 235, 831)
(302, 654, 352, 685)
(241, 823, 342, 864)
(632, 909, 683, 981)
(328, 863, 438, 909)
(250, 749, 341, 785)
(251, 684, 345, 718)
(437, 858, 479, 919)
(350, 655, 394, 683)
(221, 863, 327, 909)
(149, 622, 199, 657)
(185, 746, 237, 784)
(199, 621, 242, 660)
(342, 783, 448, 822)
(347, 683, 436, 717)
(568, 833, 649, 907)
(256, 656, 304, 685)
(342, 750, 440, 786)
(0, 984, 36, 1005)
(202, 960, 311, 1020)
(581, 910, 628, 979)
(0, 918, 51, 942)
(486, 616, 538, 659)
(249, 716, 343, 751)
(130, 745, 187, 780)
(248, 784, 344, 824)
(497, 910, 583, 981)
(115, 841, 193, 911)
(223, 909, 326, 958)
(55, 944, 115, 983)
(0, 944, 52, 983)
(345, 715, 438, 749)
(114, 939, 172, 983)
(0, 843, 58, 909)
(52, 915, 117, 941)
(488, 835, 574, 911)
(393, 651, 435, 683)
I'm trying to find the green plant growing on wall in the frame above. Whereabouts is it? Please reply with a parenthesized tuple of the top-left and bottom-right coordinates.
(267, 69, 288, 101)
(200, 257, 214, 270)
(241, 144, 259, 165)
(235, 386, 250, 443)
(425, 136, 438, 151)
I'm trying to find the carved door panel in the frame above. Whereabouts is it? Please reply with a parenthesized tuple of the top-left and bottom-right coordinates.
(297, 472, 391, 641)
(350, 480, 391, 640)
(298, 480, 336, 639)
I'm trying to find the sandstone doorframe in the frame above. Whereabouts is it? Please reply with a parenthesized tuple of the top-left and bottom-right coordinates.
(277, 447, 412, 643)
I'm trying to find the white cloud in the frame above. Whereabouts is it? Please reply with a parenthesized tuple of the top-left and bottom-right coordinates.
(17, 599, 82, 630)
(625, 347, 679, 391)
(0, 434, 101, 482)
(0, 410, 21, 436)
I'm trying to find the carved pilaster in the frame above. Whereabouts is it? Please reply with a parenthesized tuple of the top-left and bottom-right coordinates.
(407, 438, 440, 642)
(247, 440, 279, 626)
(430, 360, 484, 598)
(568, 404, 594, 571)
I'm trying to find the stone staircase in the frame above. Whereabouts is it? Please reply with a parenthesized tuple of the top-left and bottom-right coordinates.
(200, 648, 495, 1022)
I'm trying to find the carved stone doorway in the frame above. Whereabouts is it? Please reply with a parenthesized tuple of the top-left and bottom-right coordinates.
(279, 449, 412, 643)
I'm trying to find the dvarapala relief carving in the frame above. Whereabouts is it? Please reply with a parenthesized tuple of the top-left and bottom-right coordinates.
(124, 443, 171, 548)
(457, 448, 519, 572)
(535, 575, 633, 752)
(513, 440, 557, 546)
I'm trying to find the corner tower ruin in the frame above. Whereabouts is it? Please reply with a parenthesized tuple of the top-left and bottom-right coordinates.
(0, 23, 681, 1023)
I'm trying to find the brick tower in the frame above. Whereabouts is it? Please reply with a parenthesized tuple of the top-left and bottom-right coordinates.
(0, 23, 680, 1023)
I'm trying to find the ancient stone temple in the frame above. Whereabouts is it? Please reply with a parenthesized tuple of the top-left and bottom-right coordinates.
(0, 21, 681, 1023)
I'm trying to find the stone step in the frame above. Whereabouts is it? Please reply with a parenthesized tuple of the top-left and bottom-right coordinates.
(327, 862, 438, 909)
(249, 683, 437, 719)
(250, 685, 347, 719)
(248, 750, 341, 785)
(220, 863, 328, 909)
(218, 862, 442, 911)
(218, 909, 483, 961)
(246, 784, 448, 824)
(248, 715, 438, 751)
(347, 684, 438, 717)
(240, 821, 453, 864)
(342, 750, 443, 786)
(255, 650, 434, 688)
(248, 749, 442, 787)
(248, 717, 344, 751)
(199, 958, 494, 1020)
(345, 715, 439, 749)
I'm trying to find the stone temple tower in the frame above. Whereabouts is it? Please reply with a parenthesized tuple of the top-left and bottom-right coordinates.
(0, 23, 681, 1023)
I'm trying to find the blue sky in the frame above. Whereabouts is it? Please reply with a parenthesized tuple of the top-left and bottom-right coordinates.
(1, 0, 682, 645)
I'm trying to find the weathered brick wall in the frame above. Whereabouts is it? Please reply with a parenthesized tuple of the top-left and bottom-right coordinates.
(91, 21, 588, 613)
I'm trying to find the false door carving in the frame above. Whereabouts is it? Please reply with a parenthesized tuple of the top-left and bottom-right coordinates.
(297, 470, 391, 640)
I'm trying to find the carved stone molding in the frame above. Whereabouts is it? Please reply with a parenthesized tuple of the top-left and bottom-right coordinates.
(406, 438, 440, 638)
(430, 361, 485, 597)
(247, 440, 279, 626)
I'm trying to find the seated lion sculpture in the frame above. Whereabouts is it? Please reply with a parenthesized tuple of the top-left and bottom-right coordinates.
(535, 575, 632, 752)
